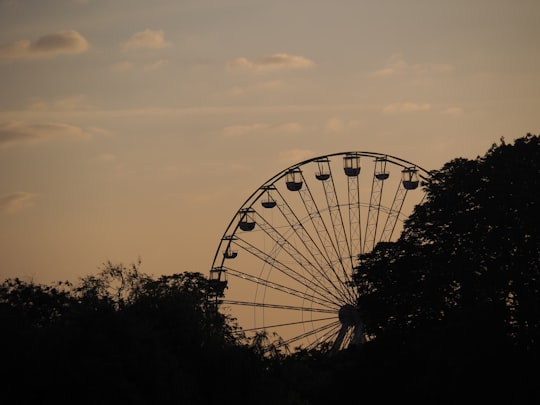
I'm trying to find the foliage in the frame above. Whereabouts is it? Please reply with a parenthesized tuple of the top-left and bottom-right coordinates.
(1, 261, 263, 404)
(0, 277, 74, 328)
(354, 133, 540, 350)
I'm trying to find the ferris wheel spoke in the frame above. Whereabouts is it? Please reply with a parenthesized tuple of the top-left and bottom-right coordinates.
(239, 315, 339, 334)
(296, 172, 344, 271)
(296, 172, 356, 301)
(253, 208, 320, 273)
(307, 321, 344, 348)
(223, 266, 339, 309)
(363, 157, 388, 253)
(251, 320, 342, 353)
(270, 185, 354, 303)
(277, 320, 342, 350)
(221, 300, 337, 314)
(347, 175, 362, 259)
(315, 158, 355, 281)
(378, 180, 408, 243)
(251, 211, 352, 304)
(229, 235, 338, 305)
(272, 186, 334, 272)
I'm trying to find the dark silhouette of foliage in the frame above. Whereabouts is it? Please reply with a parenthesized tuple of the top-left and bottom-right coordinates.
(351, 133, 540, 403)
(355, 134, 540, 345)
(1, 261, 265, 404)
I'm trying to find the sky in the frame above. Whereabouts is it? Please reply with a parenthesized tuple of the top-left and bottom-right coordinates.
(1, 0, 539, 285)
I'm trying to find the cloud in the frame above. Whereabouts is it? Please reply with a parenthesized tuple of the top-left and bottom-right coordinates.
(110, 59, 168, 73)
(142, 59, 168, 71)
(279, 149, 314, 164)
(324, 118, 360, 133)
(97, 153, 117, 162)
(223, 123, 270, 137)
(0, 120, 92, 148)
(222, 122, 305, 137)
(0, 192, 36, 214)
(441, 106, 464, 116)
(374, 56, 409, 77)
(121, 29, 171, 51)
(274, 122, 304, 134)
(227, 80, 285, 97)
(374, 54, 454, 77)
(110, 61, 134, 73)
(226, 53, 315, 72)
(383, 102, 432, 113)
(27, 95, 94, 111)
(0, 30, 88, 60)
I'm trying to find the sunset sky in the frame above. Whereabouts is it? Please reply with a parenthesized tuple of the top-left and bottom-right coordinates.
(1, 0, 539, 284)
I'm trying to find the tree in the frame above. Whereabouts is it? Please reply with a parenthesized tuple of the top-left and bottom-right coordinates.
(354, 133, 540, 349)
(348, 134, 540, 403)
(1, 261, 262, 404)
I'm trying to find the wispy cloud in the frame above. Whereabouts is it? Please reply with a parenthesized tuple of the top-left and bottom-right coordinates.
(274, 122, 304, 134)
(279, 149, 315, 164)
(0, 30, 88, 60)
(142, 59, 168, 71)
(222, 121, 305, 137)
(27, 95, 94, 111)
(121, 29, 171, 51)
(227, 80, 285, 97)
(374, 54, 454, 77)
(0, 192, 36, 214)
(441, 106, 464, 116)
(97, 153, 117, 162)
(223, 123, 270, 137)
(110, 61, 134, 73)
(324, 118, 360, 133)
(110, 59, 168, 73)
(383, 102, 431, 113)
(226, 53, 315, 72)
(0, 120, 94, 148)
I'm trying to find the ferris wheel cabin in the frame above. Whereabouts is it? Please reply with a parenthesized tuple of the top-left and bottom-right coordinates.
(286, 168, 303, 191)
(401, 167, 420, 190)
(343, 153, 361, 177)
(315, 158, 331, 181)
(238, 208, 256, 231)
(374, 156, 390, 180)
(261, 186, 277, 208)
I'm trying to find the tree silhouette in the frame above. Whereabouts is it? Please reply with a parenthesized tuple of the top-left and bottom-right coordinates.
(355, 134, 540, 344)
(351, 133, 540, 403)
(1, 261, 264, 404)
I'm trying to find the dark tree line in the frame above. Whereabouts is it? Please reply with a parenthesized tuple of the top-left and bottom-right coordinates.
(2, 133, 540, 404)
(2, 264, 270, 404)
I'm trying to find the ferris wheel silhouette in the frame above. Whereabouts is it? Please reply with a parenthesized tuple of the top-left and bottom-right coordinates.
(209, 151, 429, 353)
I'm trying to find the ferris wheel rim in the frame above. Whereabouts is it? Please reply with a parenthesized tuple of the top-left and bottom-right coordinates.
(210, 150, 430, 267)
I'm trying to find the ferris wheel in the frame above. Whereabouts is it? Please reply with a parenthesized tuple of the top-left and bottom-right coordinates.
(208, 151, 429, 353)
